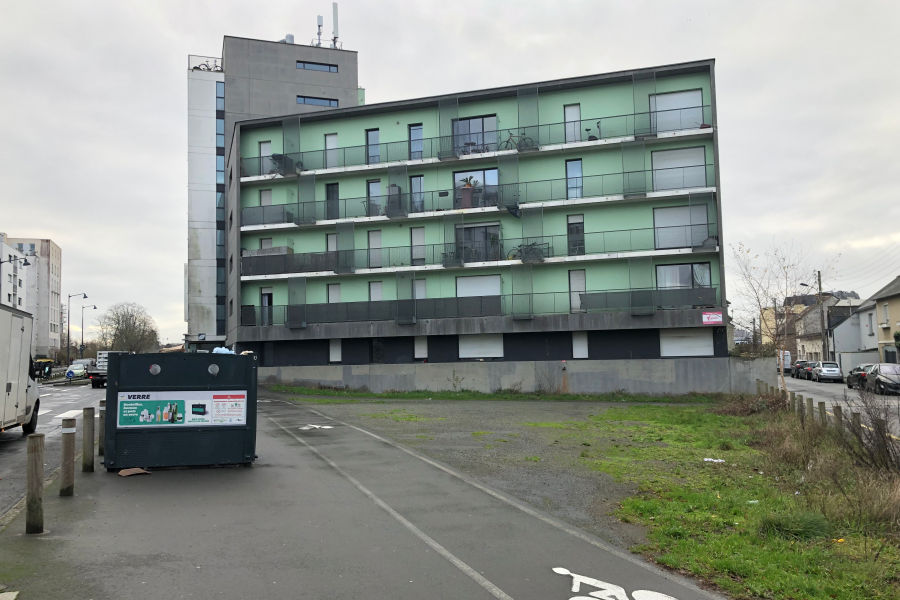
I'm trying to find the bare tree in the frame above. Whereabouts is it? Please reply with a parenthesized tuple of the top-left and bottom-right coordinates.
(95, 302, 160, 354)
(729, 242, 832, 391)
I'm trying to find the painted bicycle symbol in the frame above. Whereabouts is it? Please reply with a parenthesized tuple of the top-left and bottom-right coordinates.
(553, 568, 679, 600)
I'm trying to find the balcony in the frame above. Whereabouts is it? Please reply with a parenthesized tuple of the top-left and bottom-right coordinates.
(238, 105, 714, 177)
(239, 224, 718, 277)
(240, 165, 716, 227)
(240, 286, 720, 327)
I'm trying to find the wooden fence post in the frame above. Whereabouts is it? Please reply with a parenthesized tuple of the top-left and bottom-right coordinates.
(851, 412, 862, 435)
(789, 392, 796, 413)
(833, 406, 844, 434)
(818, 401, 827, 425)
(26, 433, 44, 534)
(806, 398, 814, 421)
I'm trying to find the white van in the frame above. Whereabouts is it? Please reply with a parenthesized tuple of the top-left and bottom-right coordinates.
(776, 350, 791, 373)
(1, 304, 40, 434)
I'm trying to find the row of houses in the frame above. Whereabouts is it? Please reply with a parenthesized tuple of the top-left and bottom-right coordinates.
(831, 276, 900, 372)
(760, 277, 900, 375)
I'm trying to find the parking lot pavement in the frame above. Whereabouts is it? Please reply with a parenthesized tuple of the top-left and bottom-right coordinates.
(0, 395, 722, 600)
(0, 383, 104, 517)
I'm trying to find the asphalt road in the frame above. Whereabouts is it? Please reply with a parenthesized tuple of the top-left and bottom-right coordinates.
(783, 374, 900, 434)
(0, 383, 104, 516)
(0, 393, 721, 600)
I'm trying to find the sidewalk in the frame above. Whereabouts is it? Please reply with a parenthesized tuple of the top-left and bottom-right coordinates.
(0, 399, 721, 600)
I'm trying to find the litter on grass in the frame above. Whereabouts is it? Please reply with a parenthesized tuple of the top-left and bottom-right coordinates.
(703, 458, 726, 463)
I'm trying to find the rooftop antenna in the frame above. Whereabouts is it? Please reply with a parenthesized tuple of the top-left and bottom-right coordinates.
(315, 15, 323, 46)
(331, 3, 339, 48)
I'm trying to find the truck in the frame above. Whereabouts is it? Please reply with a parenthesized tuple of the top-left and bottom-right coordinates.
(87, 350, 130, 388)
(1, 303, 40, 434)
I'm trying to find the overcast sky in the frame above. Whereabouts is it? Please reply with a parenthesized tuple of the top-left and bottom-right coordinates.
(2, 0, 899, 342)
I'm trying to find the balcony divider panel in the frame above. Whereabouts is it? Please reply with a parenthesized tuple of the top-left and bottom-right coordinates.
(511, 264, 534, 319)
(438, 97, 459, 159)
(628, 256, 655, 315)
(395, 272, 416, 325)
(516, 87, 540, 151)
(621, 141, 648, 197)
(632, 70, 657, 137)
(297, 174, 317, 224)
(387, 165, 409, 218)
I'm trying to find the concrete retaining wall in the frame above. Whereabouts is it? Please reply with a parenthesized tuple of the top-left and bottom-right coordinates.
(259, 357, 775, 396)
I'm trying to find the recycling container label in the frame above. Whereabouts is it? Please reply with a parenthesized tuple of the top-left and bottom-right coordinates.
(117, 391, 247, 428)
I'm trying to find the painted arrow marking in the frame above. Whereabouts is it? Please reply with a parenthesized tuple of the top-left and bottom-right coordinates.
(552, 568, 679, 600)
(298, 424, 334, 430)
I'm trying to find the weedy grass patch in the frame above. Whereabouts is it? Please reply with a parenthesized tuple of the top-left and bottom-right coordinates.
(524, 404, 900, 600)
(359, 409, 444, 423)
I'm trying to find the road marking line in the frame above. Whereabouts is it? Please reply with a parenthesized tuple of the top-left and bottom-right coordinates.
(292, 405, 723, 600)
(54, 410, 84, 419)
(268, 416, 514, 600)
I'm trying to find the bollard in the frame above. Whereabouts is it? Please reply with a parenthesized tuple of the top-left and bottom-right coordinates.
(60, 417, 76, 496)
(818, 402, 827, 425)
(98, 400, 106, 457)
(789, 392, 796, 413)
(833, 406, 844, 434)
(806, 398, 814, 421)
(851, 412, 862, 436)
(26, 433, 44, 534)
(756, 380, 763, 395)
(83, 407, 95, 473)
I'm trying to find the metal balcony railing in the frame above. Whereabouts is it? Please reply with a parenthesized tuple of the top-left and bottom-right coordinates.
(239, 224, 718, 277)
(239, 105, 714, 176)
(240, 286, 720, 327)
(240, 165, 716, 226)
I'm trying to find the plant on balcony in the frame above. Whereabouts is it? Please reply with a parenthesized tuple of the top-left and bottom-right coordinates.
(459, 177, 479, 208)
(894, 330, 899, 349)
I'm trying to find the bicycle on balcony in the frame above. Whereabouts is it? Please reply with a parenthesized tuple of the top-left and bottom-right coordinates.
(507, 241, 550, 263)
(497, 129, 536, 152)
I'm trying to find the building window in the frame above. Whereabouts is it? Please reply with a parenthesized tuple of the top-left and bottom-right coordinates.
(327, 283, 341, 303)
(883, 303, 890, 324)
(216, 118, 225, 148)
(216, 230, 225, 260)
(296, 61, 338, 73)
(369, 281, 383, 302)
(18, 279, 22, 288)
(368, 230, 382, 269)
(410, 175, 425, 212)
(409, 124, 423, 160)
(216, 155, 225, 184)
(567, 215, 585, 256)
(366, 129, 380, 164)
(453, 115, 497, 154)
(453, 168, 498, 209)
(566, 159, 583, 199)
(216, 81, 225, 110)
(366, 180, 382, 216)
(456, 222, 501, 262)
(569, 269, 586, 313)
(325, 133, 338, 168)
(297, 95, 338, 107)
(325, 183, 339, 220)
(653, 205, 709, 249)
(564, 104, 582, 143)
(260, 238, 273, 250)
(655, 263, 712, 289)
(651, 147, 707, 191)
(216, 192, 226, 221)
(868, 313, 874, 334)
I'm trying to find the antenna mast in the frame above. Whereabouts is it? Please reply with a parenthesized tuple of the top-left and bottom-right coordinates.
(331, 3, 339, 48)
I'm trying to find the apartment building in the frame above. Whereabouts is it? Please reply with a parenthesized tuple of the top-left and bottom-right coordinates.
(871, 276, 900, 363)
(226, 60, 727, 367)
(1, 234, 28, 313)
(3, 236, 62, 360)
(186, 33, 360, 352)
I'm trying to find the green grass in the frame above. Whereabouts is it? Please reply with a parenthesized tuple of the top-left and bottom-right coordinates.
(524, 405, 900, 600)
(359, 409, 443, 422)
(269, 384, 719, 404)
(471, 431, 493, 437)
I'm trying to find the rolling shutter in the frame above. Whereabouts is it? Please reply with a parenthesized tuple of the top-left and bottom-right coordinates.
(458, 334, 504, 358)
(456, 274, 501, 297)
(651, 147, 706, 191)
(650, 90, 703, 132)
(329, 339, 342, 362)
(414, 336, 428, 359)
(572, 331, 588, 359)
(659, 328, 714, 357)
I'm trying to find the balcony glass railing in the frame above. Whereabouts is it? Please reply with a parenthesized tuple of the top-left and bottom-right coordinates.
(239, 285, 720, 327)
(240, 165, 716, 227)
(239, 224, 718, 277)
(239, 106, 714, 176)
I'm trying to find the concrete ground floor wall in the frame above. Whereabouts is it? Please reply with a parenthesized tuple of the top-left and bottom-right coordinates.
(259, 356, 774, 395)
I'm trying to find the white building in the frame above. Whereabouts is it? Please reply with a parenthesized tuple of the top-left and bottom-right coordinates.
(5, 236, 62, 360)
(830, 299, 880, 375)
(1, 233, 28, 313)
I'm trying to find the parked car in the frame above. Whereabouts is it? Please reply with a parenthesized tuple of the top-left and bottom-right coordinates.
(66, 364, 87, 379)
(799, 361, 816, 380)
(846, 364, 874, 389)
(790, 360, 809, 378)
(811, 361, 843, 383)
(865, 363, 900, 395)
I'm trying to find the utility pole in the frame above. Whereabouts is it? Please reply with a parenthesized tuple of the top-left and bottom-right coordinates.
(818, 270, 828, 361)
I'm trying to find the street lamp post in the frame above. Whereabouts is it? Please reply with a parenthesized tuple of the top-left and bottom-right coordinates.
(81, 304, 97, 359)
(67, 293, 87, 366)
(0, 256, 31, 309)
(800, 271, 828, 362)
